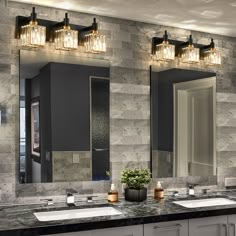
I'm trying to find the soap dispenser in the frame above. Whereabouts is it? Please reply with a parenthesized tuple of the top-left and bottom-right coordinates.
(108, 184, 118, 203)
(154, 181, 164, 200)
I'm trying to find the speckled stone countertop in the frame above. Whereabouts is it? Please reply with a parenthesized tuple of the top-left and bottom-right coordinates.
(2, 191, 236, 236)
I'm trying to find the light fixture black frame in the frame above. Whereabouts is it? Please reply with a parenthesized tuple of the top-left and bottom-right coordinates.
(199, 38, 217, 58)
(15, 8, 100, 44)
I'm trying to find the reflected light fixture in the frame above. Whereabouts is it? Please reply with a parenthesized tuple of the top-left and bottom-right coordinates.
(20, 7, 46, 47)
(84, 18, 106, 53)
(155, 30, 175, 61)
(54, 13, 78, 50)
(181, 35, 200, 64)
(203, 38, 221, 66)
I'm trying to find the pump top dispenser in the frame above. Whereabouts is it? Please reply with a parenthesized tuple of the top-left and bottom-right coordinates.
(108, 184, 118, 203)
(154, 181, 164, 200)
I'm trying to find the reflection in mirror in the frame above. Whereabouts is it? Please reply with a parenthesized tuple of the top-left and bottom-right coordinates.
(151, 67, 216, 178)
(19, 50, 110, 183)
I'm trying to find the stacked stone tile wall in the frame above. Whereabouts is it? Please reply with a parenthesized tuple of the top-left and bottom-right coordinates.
(0, 0, 235, 201)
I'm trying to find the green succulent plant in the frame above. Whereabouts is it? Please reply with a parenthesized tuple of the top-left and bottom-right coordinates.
(121, 168, 151, 189)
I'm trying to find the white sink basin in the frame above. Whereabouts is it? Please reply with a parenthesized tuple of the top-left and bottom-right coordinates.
(173, 198, 236, 208)
(34, 206, 123, 222)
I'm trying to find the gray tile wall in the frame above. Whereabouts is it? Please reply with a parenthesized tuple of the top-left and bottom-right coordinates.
(52, 151, 91, 182)
(0, 0, 236, 201)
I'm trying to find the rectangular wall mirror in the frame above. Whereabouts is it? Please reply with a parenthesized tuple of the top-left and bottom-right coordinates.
(151, 67, 216, 178)
(19, 50, 110, 183)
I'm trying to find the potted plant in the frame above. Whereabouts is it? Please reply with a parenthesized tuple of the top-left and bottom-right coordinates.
(121, 168, 151, 202)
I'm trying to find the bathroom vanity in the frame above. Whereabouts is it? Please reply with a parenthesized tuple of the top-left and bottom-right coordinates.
(2, 193, 236, 236)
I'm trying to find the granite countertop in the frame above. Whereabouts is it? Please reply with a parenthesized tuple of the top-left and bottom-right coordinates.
(1, 191, 236, 236)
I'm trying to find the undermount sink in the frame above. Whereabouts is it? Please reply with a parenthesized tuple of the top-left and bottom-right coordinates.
(173, 198, 236, 208)
(34, 206, 123, 222)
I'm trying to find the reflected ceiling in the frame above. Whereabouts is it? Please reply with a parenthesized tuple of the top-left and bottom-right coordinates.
(11, 0, 236, 37)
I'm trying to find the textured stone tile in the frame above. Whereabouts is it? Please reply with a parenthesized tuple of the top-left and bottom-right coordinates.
(0, 142, 11, 153)
(217, 92, 236, 103)
(110, 66, 149, 85)
(132, 144, 150, 152)
(111, 118, 133, 127)
(112, 48, 133, 60)
(111, 110, 150, 120)
(110, 144, 133, 152)
(106, 39, 122, 49)
(133, 120, 150, 128)
(0, 154, 14, 164)
(122, 127, 149, 137)
(217, 102, 236, 127)
(53, 151, 91, 182)
(217, 151, 236, 167)
(131, 33, 150, 45)
(100, 21, 120, 31)
(0, 164, 12, 174)
(111, 135, 150, 145)
(217, 127, 236, 151)
(111, 151, 149, 163)
(122, 41, 150, 53)
(111, 100, 149, 113)
(111, 83, 149, 95)
(111, 31, 131, 42)
(0, 63, 10, 73)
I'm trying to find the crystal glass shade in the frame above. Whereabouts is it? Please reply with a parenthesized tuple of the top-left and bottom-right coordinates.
(54, 26, 78, 50)
(181, 45, 200, 63)
(84, 31, 106, 53)
(155, 41, 175, 61)
(204, 48, 221, 66)
(21, 21, 46, 47)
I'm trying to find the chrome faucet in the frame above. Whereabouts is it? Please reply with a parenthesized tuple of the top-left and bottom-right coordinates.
(202, 188, 210, 195)
(66, 188, 77, 206)
(187, 184, 198, 196)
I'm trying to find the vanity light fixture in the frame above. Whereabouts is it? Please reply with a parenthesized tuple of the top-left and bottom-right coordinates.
(153, 30, 175, 61)
(82, 18, 106, 53)
(16, 10, 106, 54)
(151, 32, 221, 67)
(181, 35, 200, 64)
(20, 7, 46, 47)
(54, 13, 78, 50)
(202, 38, 221, 66)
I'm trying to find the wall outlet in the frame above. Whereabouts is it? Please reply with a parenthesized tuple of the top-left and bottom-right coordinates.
(72, 154, 80, 164)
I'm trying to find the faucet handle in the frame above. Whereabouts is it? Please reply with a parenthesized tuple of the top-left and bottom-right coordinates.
(40, 198, 54, 206)
(166, 190, 179, 197)
(87, 195, 98, 203)
(202, 188, 210, 195)
(188, 183, 199, 188)
(66, 188, 78, 195)
(173, 191, 179, 197)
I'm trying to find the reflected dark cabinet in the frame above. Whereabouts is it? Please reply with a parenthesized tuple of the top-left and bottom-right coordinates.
(23, 61, 110, 183)
(91, 78, 110, 180)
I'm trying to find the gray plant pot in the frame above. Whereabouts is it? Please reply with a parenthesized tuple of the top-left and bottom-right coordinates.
(124, 187, 147, 202)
